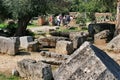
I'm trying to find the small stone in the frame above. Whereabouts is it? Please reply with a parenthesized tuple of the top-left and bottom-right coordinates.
(12, 69, 19, 76)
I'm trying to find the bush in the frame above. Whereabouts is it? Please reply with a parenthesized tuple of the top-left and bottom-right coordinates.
(76, 14, 86, 26)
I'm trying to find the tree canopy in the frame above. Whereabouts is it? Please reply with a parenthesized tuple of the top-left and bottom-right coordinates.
(1, 0, 70, 36)
(0, 0, 117, 36)
(69, 0, 117, 21)
(69, 0, 117, 14)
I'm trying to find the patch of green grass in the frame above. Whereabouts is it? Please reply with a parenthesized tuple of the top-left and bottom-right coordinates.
(27, 23, 38, 28)
(0, 23, 7, 28)
(0, 74, 20, 80)
(56, 27, 82, 33)
(27, 20, 38, 28)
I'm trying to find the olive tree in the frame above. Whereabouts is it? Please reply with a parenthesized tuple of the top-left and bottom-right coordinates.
(3, 0, 69, 36)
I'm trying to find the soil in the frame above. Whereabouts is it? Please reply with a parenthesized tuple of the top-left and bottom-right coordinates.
(0, 52, 42, 75)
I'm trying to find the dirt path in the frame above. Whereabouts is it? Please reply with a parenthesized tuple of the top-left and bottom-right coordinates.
(0, 52, 42, 75)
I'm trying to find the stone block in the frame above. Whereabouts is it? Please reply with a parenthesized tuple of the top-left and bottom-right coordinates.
(0, 36, 18, 55)
(73, 36, 87, 49)
(55, 41, 73, 55)
(20, 36, 33, 49)
(27, 41, 39, 52)
(69, 32, 88, 41)
(54, 42, 120, 80)
(107, 34, 120, 53)
(17, 59, 53, 80)
(38, 37, 68, 48)
(94, 30, 111, 44)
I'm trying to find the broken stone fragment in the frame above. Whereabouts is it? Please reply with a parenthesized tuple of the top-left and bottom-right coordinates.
(17, 59, 53, 80)
(54, 41, 119, 80)
(55, 40, 73, 55)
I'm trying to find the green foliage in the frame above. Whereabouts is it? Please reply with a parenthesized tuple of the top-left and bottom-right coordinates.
(69, 0, 117, 22)
(76, 13, 86, 25)
(0, 23, 7, 28)
(0, 0, 9, 22)
(69, 0, 116, 13)
(57, 27, 81, 33)
(3, 0, 47, 19)
(3, 0, 69, 19)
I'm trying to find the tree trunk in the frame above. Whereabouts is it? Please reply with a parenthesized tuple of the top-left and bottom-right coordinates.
(14, 17, 31, 37)
(115, 1, 120, 36)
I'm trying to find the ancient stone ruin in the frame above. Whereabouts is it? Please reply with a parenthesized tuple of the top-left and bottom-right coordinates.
(17, 59, 53, 80)
(0, 36, 19, 55)
(20, 36, 33, 49)
(38, 36, 69, 48)
(107, 34, 120, 53)
(55, 40, 73, 55)
(54, 42, 120, 80)
(40, 51, 69, 65)
(20, 36, 39, 51)
(94, 30, 111, 44)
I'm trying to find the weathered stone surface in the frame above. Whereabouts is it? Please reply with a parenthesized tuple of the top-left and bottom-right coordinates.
(54, 42, 120, 80)
(94, 30, 111, 45)
(69, 32, 88, 41)
(27, 41, 39, 52)
(17, 59, 53, 80)
(94, 30, 110, 40)
(40, 51, 69, 65)
(107, 34, 120, 52)
(10, 37, 20, 49)
(55, 41, 73, 55)
(73, 36, 87, 49)
(38, 37, 68, 48)
(0, 36, 18, 55)
(12, 69, 19, 76)
(88, 23, 115, 38)
(20, 36, 33, 49)
(50, 31, 69, 37)
(97, 69, 117, 80)
(40, 51, 69, 60)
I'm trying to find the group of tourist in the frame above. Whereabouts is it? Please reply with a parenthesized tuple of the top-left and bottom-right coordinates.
(49, 14, 73, 26)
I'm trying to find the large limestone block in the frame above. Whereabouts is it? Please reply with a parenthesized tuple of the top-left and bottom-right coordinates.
(94, 30, 110, 40)
(55, 41, 73, 55)
(73, 36, 87, 49)
(17, 59, 53, 80)
(0, 36, 18, 55)
(27, 41, 39, 52)
(40, 51, 69, 65)
(54, 42, 120, 80)
(107, 34, 120, 52)
(10, 37, 20, 50)
(69, 32, 88, 41)
(38, 37, 68, 48)
(20, 36, 33, 49)
(94, 30, 111, 44)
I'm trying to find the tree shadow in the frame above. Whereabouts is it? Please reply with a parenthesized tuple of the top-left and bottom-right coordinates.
(91, 45, 120, 79)
(16, 52, 31, 56)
